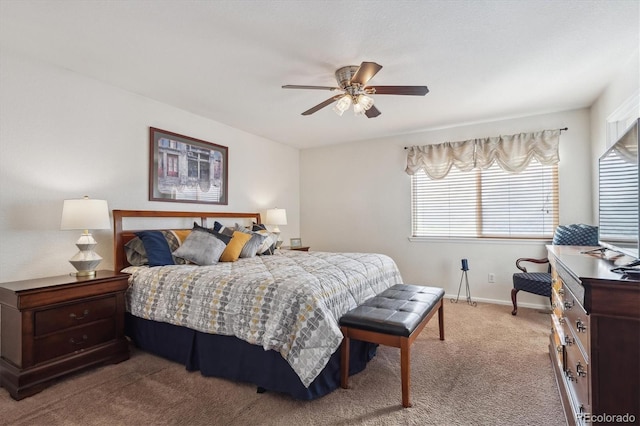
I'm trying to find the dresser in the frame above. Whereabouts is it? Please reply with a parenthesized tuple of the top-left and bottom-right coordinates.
(0, 271, 130, 400)
(548, 246, 639, 425)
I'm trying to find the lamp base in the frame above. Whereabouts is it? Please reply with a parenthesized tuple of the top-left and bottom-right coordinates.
(69, 232, 102, 277)
(72, 269, 97, 277)
(69, 254, 102, 277)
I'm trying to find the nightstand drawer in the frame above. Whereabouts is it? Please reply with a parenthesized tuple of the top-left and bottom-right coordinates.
(34, 296, 116, 336)
(33, 319, 116, 364)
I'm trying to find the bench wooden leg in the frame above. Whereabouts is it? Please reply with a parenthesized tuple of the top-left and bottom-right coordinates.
(340, 327, 350, 389)
(400, 337, 411, 408)
(438, 302, 445, 341)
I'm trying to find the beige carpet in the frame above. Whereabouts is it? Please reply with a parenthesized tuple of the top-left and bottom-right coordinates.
(0, 302, 565, 426)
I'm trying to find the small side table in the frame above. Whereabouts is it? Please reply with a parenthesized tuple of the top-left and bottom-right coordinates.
(280, 246, 311, 252)
(0, 270, 130, 400)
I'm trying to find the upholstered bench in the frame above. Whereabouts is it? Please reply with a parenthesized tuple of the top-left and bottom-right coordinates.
(340, 284, 445, 408)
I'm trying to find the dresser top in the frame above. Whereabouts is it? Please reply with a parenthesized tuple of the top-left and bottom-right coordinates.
(547, 245, 640, 284)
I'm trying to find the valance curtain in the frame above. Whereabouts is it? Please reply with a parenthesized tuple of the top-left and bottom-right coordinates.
(405, 129, 561, 178)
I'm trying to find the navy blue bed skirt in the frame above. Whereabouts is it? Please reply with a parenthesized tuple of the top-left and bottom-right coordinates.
(125, 313, 377, 400)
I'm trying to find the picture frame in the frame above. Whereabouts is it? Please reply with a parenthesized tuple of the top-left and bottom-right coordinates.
(290, 238, 302, 248)
(149, 127, 228, 205)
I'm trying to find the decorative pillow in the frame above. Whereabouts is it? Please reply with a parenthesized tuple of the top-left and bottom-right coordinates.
(552, 224, 599, 246)
(219, 231, 252, 262)
(238, 230, 267, 258)
(193, 222, 231, 245)
(125, 230, 186, 266)
(249, 223, 278, 255)
(134, 231, 175, 267)
(172, 229, 192, 244)
(220, 226, 235, 237)
(252, 223, 267, 231)
(172, 229, 226, 265)
(255, 230, 279, 255)
(124, 236, 148, 266)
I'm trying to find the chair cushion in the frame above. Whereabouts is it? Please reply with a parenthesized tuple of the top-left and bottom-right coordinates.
(553, 224, 599, 246)
(339, 284, 444, 337)
(513, 272, 551, 297)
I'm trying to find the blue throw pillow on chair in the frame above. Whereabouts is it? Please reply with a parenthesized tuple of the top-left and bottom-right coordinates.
(552, 224, 599, 246)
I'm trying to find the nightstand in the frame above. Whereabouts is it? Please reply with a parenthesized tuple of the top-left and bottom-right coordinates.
(280, 246, 310, 252)
(0, 270, 130, 400)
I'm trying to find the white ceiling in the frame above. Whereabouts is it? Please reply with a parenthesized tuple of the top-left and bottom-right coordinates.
(1, 1, 638, 149)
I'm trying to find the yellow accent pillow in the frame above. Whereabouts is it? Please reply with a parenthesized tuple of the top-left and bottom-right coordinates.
(219, 231, 252, 262)
(172, 230, 192, 243)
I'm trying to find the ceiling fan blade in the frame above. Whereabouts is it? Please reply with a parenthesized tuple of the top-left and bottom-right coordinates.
(365, 105, 381, 118)
(282, 85, 340, 91)
(350, 62, 383, 86)
(301, 95, 343, 115)
(367, 85, 429, 96)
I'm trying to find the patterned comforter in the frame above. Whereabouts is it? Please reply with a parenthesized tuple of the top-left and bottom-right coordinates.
(123, 250, 403, 387)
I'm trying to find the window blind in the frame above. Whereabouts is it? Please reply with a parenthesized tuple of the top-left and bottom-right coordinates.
(411, 159, 558, 238)
(599, 150, 638, 241)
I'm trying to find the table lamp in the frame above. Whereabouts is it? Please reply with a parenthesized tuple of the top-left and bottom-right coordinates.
(265, 208, 287, 237)
(60, 196, 111, 276)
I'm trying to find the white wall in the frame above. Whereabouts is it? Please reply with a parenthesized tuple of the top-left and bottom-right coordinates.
(301, 108, 592, 309)
(0, 50, 300, 282)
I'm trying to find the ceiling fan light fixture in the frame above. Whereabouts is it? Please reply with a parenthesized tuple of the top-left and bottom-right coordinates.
(353, 102, 365, 116)
(357, 95, 375, 111)
(333, 94, 352, 116)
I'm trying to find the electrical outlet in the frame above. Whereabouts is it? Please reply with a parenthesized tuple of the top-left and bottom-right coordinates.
(488, 273, 496, 283)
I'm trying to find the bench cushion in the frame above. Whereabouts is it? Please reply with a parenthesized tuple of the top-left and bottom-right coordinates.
(339, 284, 444, 337)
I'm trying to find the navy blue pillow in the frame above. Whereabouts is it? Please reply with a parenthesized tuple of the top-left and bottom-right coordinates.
(135, 231, 175, 266)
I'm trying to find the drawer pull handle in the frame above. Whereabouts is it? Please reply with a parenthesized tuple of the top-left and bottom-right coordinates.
(557, 288, 565, 295)
(576, 319, 587, 333)
(556, 345, 563, 354)
(564, 335, 574, 346)
(559, 317, 566, 325)
(69, 309, 90, 320)
(565, 369, 575, 382)
(576, 362, 587, 378)
(70, 335, 88, 345)
(563, 300, 573, 310)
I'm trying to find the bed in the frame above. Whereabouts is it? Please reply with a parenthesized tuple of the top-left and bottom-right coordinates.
(113, 210, 403, 400)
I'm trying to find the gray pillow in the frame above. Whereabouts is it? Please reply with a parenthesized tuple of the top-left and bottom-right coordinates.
(172, 229, 226, 265)
(241, 232, 267, 258)
(234, 224, 267, 258)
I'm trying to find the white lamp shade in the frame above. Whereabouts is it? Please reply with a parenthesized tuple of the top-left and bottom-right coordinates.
(265, 208, 287, 226)
(61, 197, 111, 230)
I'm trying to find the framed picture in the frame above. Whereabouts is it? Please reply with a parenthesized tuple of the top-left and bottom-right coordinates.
(290, 238, 302, 248)
(149, 127, 228, 205)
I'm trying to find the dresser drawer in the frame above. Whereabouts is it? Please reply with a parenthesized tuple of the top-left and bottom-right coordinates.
(564, 337, 590, 415)
(550, 318, 565, 370)
(33, 319, 116, 364)
(551, 288, 565, 321)
(561, 287, 589, 359)
(34, 296, 116, 336)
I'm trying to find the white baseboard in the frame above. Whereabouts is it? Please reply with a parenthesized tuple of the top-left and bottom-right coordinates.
(443, 293, 549, 311)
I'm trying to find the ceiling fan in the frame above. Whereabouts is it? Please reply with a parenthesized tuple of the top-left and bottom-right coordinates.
(282, 61, 429, 118)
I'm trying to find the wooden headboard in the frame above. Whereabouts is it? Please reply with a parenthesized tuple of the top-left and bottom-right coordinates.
(113, 210, 262, 272)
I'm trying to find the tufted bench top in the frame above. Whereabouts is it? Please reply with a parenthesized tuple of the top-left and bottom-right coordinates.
(340, 284, 445, 337)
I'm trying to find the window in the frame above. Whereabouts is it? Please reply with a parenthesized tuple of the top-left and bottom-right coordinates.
(411, 158, 558, 239)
